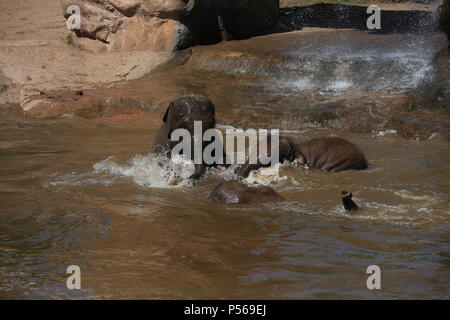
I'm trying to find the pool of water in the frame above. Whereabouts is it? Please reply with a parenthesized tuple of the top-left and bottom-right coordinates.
(0, 120, 448, 299)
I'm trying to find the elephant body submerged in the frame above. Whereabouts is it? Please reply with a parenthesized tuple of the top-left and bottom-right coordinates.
(152, 94, 219, 180)
(237, 136, 368, 177)
(211, 181, 284, 204)
(295, 137, 368, 172)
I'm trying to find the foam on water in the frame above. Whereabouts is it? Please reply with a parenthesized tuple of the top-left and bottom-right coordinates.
(244, 163, 292, 186)
(92, 154, 196, 188)
(47, 151, 294, 190)
(44, 150, 448, 228)
(271, 50, 435, 93)
(374, 129, 397, 137)
(44, 171, 119, 187)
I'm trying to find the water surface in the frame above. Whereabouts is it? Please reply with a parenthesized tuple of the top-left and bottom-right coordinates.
(0, 121, 448, 299)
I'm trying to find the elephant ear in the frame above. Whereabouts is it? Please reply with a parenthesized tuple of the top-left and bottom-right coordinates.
(289, 146, 302, 163)
(163, 102, 177, 139)
(163, 102, 172, 123)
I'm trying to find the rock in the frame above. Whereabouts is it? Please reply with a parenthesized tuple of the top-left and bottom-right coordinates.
(0, 84, 7, 93)
(139, 0, 188, 19)
(108, 0, 140, 17)
(62, 0, 280, 49)
(108, 16, 192, 51)
(62, 0, 121, 42)
(61, 0, 193, 51)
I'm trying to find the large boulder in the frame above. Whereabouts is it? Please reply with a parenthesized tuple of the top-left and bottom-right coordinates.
(139, 0, 189, 19)
(62, 0, 280, 50)
(62, 0, 193, 51)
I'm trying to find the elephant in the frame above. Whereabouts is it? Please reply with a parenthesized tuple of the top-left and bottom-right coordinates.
(152, 94, 219, 180)
(236, 136, 368, 177)
(294, 137, 368, 172)
(211, 180, 284, 204)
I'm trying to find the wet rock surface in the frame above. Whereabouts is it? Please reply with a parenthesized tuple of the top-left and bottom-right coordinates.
(2, 1, 448, 141)
(18, 29, 449, 140)
(0, 0, 177, 108)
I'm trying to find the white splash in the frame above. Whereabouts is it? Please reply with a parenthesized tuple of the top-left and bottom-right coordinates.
(244, 163, 290, 186)
(375, 129, 397, 137)
(93, 154, 196, 188)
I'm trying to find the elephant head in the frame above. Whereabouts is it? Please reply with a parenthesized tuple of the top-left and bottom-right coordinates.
(162, 94, 216, 140)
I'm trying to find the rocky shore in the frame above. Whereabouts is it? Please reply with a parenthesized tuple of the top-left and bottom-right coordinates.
(0, 0, 449, 141)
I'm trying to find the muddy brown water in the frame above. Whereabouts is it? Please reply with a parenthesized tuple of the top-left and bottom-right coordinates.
(0, 120, 449, 299)
(1, 30, 449, 299)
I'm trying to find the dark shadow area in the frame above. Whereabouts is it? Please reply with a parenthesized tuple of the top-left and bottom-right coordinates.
(185, 2, 440, 46)
(185, 0, 280, 45)
(277, 3, 439, 33)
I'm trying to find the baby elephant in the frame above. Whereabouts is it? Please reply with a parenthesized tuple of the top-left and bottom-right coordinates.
(211, 181, 284, 205)
(294, 137, 368, 172)
(152, 94, 218, 180)
(237, 136, 368, 177)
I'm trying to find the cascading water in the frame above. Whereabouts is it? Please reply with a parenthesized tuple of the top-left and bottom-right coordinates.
(188, 30, 443, 93)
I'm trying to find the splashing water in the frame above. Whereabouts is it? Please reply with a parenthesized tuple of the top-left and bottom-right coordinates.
(93, 154, 196, 188)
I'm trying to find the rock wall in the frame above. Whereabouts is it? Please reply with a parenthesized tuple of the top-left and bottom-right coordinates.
(62, 0, 193, 51)
(62, 0, 280, 50)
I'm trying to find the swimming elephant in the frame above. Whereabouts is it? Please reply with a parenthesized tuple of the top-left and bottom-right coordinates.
(211, 181, 284, 204)
(237, 136, 368, 177)
(295, 137, 368, 172)
(152, 94, 218, 180)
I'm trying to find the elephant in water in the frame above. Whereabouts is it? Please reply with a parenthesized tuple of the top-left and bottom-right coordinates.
(152, 94, 284, 203)
(236, 136, 368, 178)
(152, 95, 366, 205)
(152, 94, 219, 180)
(212, 181, 284, 204)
